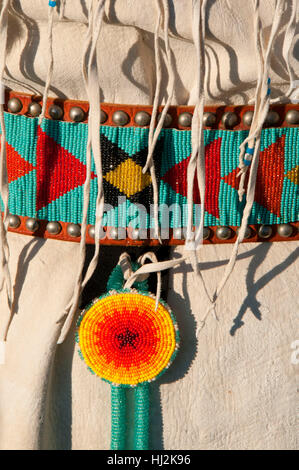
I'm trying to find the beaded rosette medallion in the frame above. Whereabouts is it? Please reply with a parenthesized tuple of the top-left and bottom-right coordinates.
(76, 263, 179, 450)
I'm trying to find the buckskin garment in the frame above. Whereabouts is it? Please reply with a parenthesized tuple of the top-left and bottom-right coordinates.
(0, 0, 298, 450)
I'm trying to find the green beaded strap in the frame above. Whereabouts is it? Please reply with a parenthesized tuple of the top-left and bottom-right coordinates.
(77, 259, 179, 450)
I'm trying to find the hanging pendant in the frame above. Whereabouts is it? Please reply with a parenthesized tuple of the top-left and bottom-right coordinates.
(76, 261, 179, 450)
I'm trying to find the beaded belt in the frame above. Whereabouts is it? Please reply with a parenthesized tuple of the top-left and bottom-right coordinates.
(2, 92, 299, 245)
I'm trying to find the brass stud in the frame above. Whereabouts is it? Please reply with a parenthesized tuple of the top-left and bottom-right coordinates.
(28, 102, 42, 117)
(203, 112, 216, 127)
(69, 106, 85, 122)
(216, 226, 232, 240)
(8, 214, 21, 229)
(8, 98, 22, 113)
(265, 110, 280, 126)
(67, 223, 81, 237)
(277, 223, 293, 238)
(237, 226, 253, 239)
(178, 112, 192, 127)
(49, 104, 63, 120)
(203, 227, 211, 240)
(285, 109, 299, 125)
(222, 112, 238, 129)
(258, 225, 272, 239)
(25, 218, 39, 232)
(46, 221, 62, 235)
(243, 111, 254, 127)
(157, 112, 172, 128)
(134, 111, 151, 127)
(100, 110, 108, 124)
(112, 110, 129, 126)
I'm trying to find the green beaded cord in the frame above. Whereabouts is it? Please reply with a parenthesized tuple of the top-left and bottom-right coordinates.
(111, 386, 127, 450)
(108, 263, 150, 450)
(134, 383, 150, 450)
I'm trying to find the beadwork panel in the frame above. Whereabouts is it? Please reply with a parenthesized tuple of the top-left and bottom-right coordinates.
(1, 112, 298, 229)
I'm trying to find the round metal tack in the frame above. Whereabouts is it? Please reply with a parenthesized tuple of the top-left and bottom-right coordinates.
(67, 223, 81, 237)
(265, 110, 280, 126)
(258, 225, 272, 239)
(112, 110, 129, 126)
(222, 112, 238, 129)
(8, 98, 23, 113)
(216, 226, 232, 240)
(69, 106, 85, 122)
(100, 110, 108, 124)
(134, 111, 151, 127)
(173, 228, 183, 239)
(28, 102, 42, 117)
(277, 223, 293, 238)
(178, 112, 192, 127)
(203, 227, 211, 240)
(109, 227, 118, 239)
(285, 109, 299, 125)
(49, 104, 63, 120)
(8, 214, 21, 229)
(203, 112, 216, 127)
(157, 112, 172, 128)
(25, 218, 39, 232)
(243, 110, 254, 127)
(237, 226, 253, 239)
(46, 221, 62, 235)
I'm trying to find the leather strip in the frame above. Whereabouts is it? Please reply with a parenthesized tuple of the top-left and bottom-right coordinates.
(7, 216, 299, 245)
(5, 90, 299, 130)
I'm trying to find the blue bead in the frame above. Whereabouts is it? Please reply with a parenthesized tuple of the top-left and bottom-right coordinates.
(267, 77, 271, 95)
(245, 146, 254, 155)
(49, 0, 56, 7)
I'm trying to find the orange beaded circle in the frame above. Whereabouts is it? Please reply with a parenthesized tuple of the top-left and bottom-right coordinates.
(77, 290, 179, 386)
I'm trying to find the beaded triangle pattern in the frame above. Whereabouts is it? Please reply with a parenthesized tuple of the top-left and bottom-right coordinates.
(1, 112, 298, 227)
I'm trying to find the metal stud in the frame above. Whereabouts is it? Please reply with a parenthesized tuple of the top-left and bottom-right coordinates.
(46, 221, 62, 235)
(258, 225, 272, 238)
(49, 104, 63, 120)
(67, 223, 81, 237)
(285, 109, 299, 125)
(277, 223, 293, 238)
(131, 228, 141, 240)
(25, 218, 39, 232)
(28, 102, 42, 117)
(89, 225, 107, 239)
(178, 112, 192, 127)
(157, 112, 172, 128)
(265, 110, 279, 126)
(173, 228, 183, 239)
(243, 110, 254, 127)
(237, 226, 252, 239)
(8, 214, 21, 229)
(203, 112, 216, 127)
(203, 227, 211, 240)
(100, 110, 108, 124)
(8, 98, 23, 113)
(88, 225, 95, 238)
(222, 112, 238, 129)
(112, 110, 129, 126)
(109, 227, 118, 239)
(216, 226, 232, 240)
(134, 111, 151, 127)
(69, 106, 85, 122)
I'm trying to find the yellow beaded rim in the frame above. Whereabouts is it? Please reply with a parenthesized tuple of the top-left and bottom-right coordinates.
(77, 290, 179, 386)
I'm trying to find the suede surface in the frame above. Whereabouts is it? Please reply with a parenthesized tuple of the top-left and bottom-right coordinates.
(0, 0, 298, 450)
